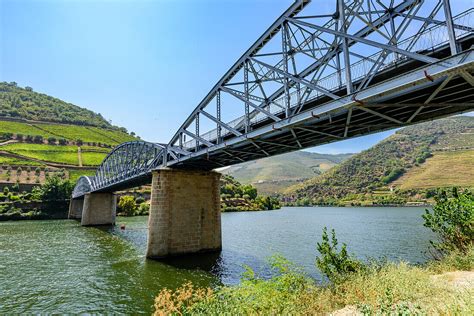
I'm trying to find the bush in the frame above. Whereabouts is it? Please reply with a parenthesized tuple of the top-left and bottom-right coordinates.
(47, 137, 57, 144)
(33, 135, 43, 143)
(136, 202, 150, 215)
(118, 195, 136, 216)
(316, 227, 362, 283)
(33, 175, 74, 201)
(422, 188, 474, 256)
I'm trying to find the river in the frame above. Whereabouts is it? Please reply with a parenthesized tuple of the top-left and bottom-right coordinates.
(0, 206, 434, 314)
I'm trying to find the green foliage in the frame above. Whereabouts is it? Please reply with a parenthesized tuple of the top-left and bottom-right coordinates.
(316, 227, 362, 283)
(422, 188, 474, 255)
(154, 248, 473, 315)
(136, 202, 150, 216)
(220, 175, 280, 212)
(286, 116, 474, 205)
(32, 175, 74, 201)
(381, 167, 404, 184)
(117, 195, 137, 216)
(0, 82, 114, 128)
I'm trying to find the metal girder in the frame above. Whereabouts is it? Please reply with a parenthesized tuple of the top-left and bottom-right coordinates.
(73, 0, 474, 197)
(287, 18, 439, 64)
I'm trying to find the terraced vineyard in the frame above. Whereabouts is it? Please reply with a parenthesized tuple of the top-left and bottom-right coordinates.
(0, 119, 137, 185)
(0, 120, 136, 145)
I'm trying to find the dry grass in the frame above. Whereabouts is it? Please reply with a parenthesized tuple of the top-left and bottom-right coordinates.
(394, 150, 474, 190)
(153, 253, 474, 315)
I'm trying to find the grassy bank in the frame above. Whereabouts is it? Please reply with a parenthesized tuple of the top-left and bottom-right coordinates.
(153, 250, 473, 315)
(153, 190, 473, 315)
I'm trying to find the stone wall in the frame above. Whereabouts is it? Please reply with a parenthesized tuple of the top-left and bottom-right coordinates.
(147, 169, 221, 258)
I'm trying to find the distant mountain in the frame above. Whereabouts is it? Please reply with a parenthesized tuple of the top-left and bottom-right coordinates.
(221, 151, 352, 195)
(285, 116, 474, 206)
(0, 81, 125, 131)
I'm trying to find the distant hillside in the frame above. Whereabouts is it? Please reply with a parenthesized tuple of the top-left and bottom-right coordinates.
(0, 82, 138, 185)
(222, 151, 352, 195)
(0, 81, 125, 131)
(285, 116, 474, 206)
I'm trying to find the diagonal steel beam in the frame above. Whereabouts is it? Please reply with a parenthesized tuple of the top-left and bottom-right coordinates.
(354, 105, 403, 124)
(287, 18, 439, 64)
(221, 86, 280, 121)
(250, 57, 341, 100)
(199, 110, 243, 137)
(181, 129, 214, 148)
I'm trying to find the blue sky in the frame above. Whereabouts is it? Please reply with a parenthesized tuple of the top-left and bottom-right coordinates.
(1, 0, 472, 154)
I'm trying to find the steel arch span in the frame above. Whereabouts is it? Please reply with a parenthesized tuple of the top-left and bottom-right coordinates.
(89, 141, 165, 193)
(72, 0, 474, 198)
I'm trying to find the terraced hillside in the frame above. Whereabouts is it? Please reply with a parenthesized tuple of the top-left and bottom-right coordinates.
(285, 116, 474, 206)
(0, 83, 138, 185)
(222, 151, 352, 195)
(0, 81, 116, 128)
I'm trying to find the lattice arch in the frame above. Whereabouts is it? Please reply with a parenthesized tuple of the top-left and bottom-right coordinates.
(68, 141, 163, 195)
(72, 176, 94, 199)
(91, 141, 164, 190)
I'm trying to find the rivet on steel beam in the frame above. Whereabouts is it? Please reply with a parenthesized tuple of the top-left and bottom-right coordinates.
(351, 95, 365, 106)
(424, 70, 434, 82)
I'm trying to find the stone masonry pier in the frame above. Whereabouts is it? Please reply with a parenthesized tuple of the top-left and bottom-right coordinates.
(68, 197, 84, 220)
(146, 169, 222, 258)
(80, 192, 117, 226)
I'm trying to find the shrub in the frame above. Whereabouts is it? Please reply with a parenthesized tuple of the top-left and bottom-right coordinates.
(33, 135, 43, 143)
(33, 175, 74, 201)
(316, 227, 362, 283)
(118, 195, 136, 216)
(422, 188, 474, 256)
(136, 202, 150, 215)
(47, 137, 57, 144)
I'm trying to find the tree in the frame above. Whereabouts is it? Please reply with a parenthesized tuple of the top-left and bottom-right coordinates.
(25, 86, 33, 91)
(33, 135, 43, 143)
(47, 137, 57, 144)
(118, 195, 137, 216)
(422, 188, 474, 256)
(34, 175, 74, 201)
(316, 227, 362, 283)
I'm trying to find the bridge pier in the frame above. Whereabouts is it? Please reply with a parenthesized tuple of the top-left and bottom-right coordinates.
(81, 193, 117, 226)
(68, 198, 84, 219)
(146, 169, 222, 259)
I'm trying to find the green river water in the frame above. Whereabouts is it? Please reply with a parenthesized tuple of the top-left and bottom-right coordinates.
(0, 206, 433, 314)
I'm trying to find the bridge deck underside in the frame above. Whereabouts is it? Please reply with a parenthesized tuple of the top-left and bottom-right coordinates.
(173, 73, 474, 170)
(170, 41, 474, 171)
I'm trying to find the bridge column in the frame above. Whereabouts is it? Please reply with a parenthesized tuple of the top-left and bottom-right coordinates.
(146, 169, 222, 259)
(81, 193, 117, 226)
(68, 198, 84, 219)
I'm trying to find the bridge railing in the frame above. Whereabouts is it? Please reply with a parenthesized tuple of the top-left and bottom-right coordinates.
(181, 8, 473, 150)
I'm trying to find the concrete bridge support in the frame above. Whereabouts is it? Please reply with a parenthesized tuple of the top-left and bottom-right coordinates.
(146, 169, 222, 259)
(68, 198, 84, 219)
(81, 193, 117, 226)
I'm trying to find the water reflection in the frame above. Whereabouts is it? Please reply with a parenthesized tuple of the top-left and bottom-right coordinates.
(0, 206, 433, 313)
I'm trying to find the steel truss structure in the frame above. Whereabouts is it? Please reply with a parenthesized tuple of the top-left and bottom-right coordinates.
(74, 0, 474, 197)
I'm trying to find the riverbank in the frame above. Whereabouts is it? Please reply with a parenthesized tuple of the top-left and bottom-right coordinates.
(154, 248, 474, 315)
(0, 200, 69, 220)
